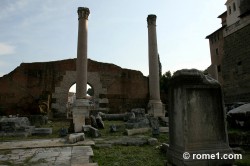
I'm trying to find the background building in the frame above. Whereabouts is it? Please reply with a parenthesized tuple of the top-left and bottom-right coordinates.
(206, 0, 250, 103)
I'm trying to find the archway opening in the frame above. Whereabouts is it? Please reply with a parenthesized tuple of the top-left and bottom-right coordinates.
(68, 83, 94, 98)
(67, 83, 94, 117)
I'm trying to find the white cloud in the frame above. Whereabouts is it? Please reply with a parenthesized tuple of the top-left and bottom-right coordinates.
(0, 43, 15, 55)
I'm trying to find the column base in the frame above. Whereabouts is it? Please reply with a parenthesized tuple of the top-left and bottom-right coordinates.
(147, 100, 165, 117)
(72, 99, 90, 132)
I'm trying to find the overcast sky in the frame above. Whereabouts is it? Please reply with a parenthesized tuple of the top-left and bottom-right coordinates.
(0, 0, 226, 77)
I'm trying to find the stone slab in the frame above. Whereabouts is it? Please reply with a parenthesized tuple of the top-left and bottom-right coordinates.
(31, 128, 52, 135)
(159, 127, 169, 133)
(83, 125, 101, 138)
(0, 145, 97, 166)
(0, 138, 94, 150)
(68, 133, 85, 144)
(125, 128, 151, 136)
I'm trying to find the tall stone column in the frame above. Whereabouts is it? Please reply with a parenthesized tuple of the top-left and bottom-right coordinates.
(147, 14, 164, 117)
(76, 7, 89, 99)
(72, 7, 90, 132)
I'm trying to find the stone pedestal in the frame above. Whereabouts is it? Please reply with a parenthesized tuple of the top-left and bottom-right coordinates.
(167, 69, 233, 166)
(72, 99, 90, 132)
(147, 14, 164, 117)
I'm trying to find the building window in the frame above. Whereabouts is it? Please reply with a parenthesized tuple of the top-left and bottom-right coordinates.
(233, 3, 236, 11)
(216, 48, 219, 55)
(228, 6, 232, 15)
(217, 65, 221, 72)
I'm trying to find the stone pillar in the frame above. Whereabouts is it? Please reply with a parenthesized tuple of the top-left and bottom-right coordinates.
(167, 69, 233, 166)
(76, 7, 89, 99)
(147, 14, 164, 117)
(73, 7, 91, 132)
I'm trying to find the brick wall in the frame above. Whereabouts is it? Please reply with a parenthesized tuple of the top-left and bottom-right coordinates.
(0, 59, 149, 116)
(222, 24, 250, 103)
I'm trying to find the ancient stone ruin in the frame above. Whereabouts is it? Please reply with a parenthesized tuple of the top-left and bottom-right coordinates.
(0, 59, 148, 117)
(167, 69, 233, 166)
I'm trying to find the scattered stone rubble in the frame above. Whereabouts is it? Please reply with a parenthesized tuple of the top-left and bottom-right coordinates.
(0, 115, 51, 137)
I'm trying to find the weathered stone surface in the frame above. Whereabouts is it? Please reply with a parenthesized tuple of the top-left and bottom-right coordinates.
(147, 14, 164, 118)
(222, 24, 250, 103)
(32, 128, 52, 135)
(0, 59, 148, 117)
(131, 108, 145, 118)
(83, 125, 101, 138)
(0, 117, 34, 137)
(147, 138, 158, 145)
(95, 114, 104, 129)
(159, 127, 169, 133)
(0, 117, 30, 132)
(167, 69, 233, 166)
(125, 128, 151, 136)
(0, 146, 97, 166)
(148, 117, 160, 135)
(90, 115, 98, 128)
(125, 117, 150, 129)
(104, 136, 148, 146)
(159, 116, 169, 127)
(68, 133, 85, 144)
(100, 112, 135, 121)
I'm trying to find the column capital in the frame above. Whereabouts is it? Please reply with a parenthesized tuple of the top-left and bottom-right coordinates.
(77, 7, 90, 20)
(147, 14, 157, 26)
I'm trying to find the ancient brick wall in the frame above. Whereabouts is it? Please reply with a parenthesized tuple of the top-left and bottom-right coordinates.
(222, 24, 250, 103)
(0, 59, 149, 116)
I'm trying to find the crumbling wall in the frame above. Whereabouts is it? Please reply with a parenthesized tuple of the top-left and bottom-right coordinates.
(0, 59, 149, 116)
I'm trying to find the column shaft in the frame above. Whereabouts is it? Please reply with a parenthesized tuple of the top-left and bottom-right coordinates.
(76, 7, 90, 99)
(147, 15, 160, 101)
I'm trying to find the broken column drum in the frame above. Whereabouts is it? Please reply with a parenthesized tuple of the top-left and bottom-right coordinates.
(167, 69, 233, 166)
(72, 7, 91, 132)
(147, 14, 164, 117)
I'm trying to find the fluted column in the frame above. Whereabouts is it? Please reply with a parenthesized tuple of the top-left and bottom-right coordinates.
(76, 7, 90, 99)
(147, 14, 164, 117)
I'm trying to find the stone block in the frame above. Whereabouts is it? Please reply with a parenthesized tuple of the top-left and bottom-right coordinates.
(148, 138, 158, 145)
(131, 108, 145, 118)
(83, 125, 101, 138)
(96, 114, 104, 129)
(167, 69, 233, 166)
(32, 128, 52, 135)
(72, 99, 90, 132)
(159, 127, 169, 133)
(125, 127, 151, 136)
(68, 133, 85, 144)
(125, 117, 150, 129)
(82, 125, 91, 132)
